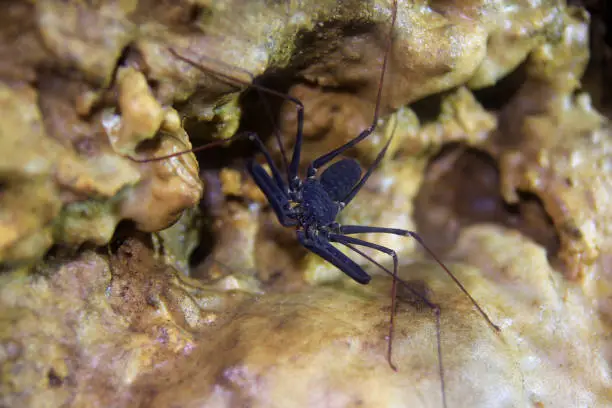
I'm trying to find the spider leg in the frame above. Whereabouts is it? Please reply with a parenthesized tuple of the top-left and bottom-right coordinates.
(340, 119, 395, 206)
(126, 129, 250, 163)
(296, 230, 370, 284)
(307, 1, 398, 177)
(208, 68, 303, 184)
(169, 48, 301, 183)
(127, 129, 288, 196)
(329, 234, 398, 371)
(331, 235, 446, 408)
(339, 225, 501, 332)
(310, 125, 378, 176)
(329, 235, 439, 358)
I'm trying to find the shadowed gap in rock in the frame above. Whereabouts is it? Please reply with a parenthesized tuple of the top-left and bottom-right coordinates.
(471, 58, 528, 112)
(414, 144, 560, 262)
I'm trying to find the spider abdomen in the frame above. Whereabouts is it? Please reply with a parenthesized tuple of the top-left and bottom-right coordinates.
(319, 158, 362, 203)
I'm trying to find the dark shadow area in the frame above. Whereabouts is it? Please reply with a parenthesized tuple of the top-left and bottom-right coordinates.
(576, 0, 612, 114)
(414, 144, 560, 260)
(235, 68, 298, 168)
(42, 244, 75, 265)
(187, 171, 223, 271)
(47, 368, 64, 388)
(108, 221, 155, 255)
(409, 91, 451, 124)
(471, 59, 528, 111)
(409, 59, 527, 125)
(134, 0, 213, 29)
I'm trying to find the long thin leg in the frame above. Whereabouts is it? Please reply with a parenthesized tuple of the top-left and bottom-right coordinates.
(339, 225, 501, 332)
(126, 130, 249, 162)
(340, 115, 397, 206)
(128, 130, 289, 197)
(328, 233, 401, 370)
(330, 235, 447, 408)
(308, 0, 398, 175)
(168, 48, 300, 183)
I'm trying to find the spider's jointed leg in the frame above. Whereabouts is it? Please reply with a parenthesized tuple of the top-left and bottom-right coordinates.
(306, 0, 398, 178)
(339, 225, 501, 332)
(329, 233, 401, 366)
(331, 235, 447, 408)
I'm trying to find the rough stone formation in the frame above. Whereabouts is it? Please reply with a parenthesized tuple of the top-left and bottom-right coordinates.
(1, 1, 611, 407)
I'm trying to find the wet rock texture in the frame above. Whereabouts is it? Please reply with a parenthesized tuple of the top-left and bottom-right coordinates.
(1, 0, 612, 407)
